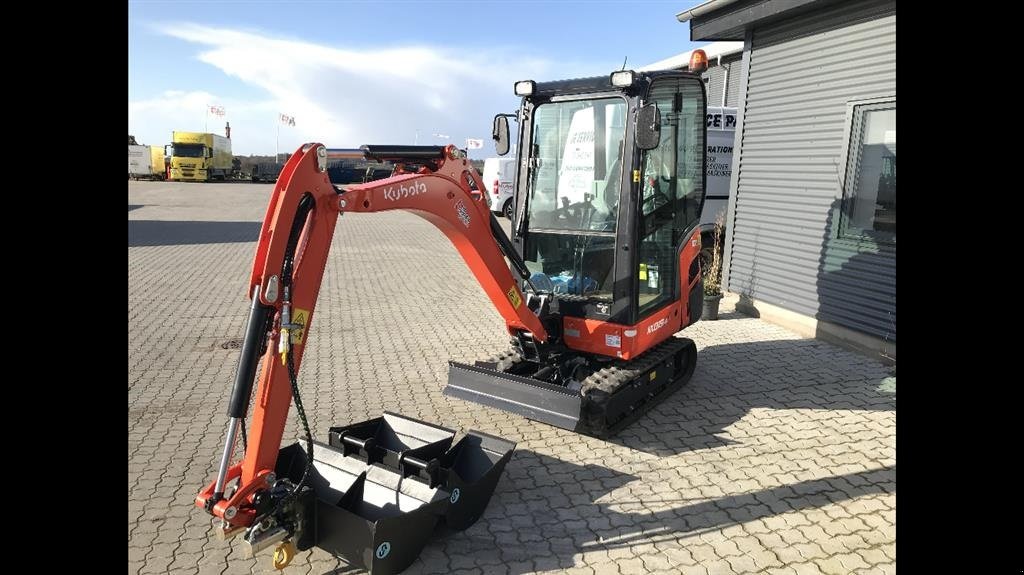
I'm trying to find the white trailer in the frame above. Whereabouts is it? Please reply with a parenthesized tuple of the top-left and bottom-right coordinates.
(128, 145, 150, 178)
(128, 145, 165, 180)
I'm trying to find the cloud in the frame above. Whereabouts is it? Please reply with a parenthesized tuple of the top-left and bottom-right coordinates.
(129, 23, 602, 156)
(128, 90, 279, 154)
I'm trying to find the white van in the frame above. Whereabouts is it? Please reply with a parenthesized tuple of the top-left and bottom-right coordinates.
(482, 157, 517, 219)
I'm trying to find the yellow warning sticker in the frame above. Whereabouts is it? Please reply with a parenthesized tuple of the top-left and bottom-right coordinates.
(649, 370, 657, 381)
(507, 286, 522, 310)
(633, 169, 641, 183)
(290, 307, 310, 345)
(639, 262, 648, 281)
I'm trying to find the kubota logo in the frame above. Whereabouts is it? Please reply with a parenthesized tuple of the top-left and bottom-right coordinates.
(383, 181, 428, 202)
(647, 318, 668, 335)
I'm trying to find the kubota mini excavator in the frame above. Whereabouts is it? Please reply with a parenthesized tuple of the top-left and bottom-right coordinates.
(197, 63, 710, 573)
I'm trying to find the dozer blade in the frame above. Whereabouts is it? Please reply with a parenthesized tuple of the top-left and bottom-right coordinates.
(445, 337, 698, 438)
(274, 412, 515, 575)
(445, 361, 585, 432)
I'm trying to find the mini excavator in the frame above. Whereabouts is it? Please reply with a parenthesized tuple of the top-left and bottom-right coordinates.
(197, 61, 710, 573)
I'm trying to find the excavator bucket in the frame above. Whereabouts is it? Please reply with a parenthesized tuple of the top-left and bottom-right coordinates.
(273, 412, 515, 575)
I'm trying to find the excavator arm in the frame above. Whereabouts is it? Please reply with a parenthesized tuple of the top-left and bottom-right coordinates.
(335, 147, 546, 338)
(196, 143, 524, 572)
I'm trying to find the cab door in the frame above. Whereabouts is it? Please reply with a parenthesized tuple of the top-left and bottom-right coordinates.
(634, 78, 706, 322)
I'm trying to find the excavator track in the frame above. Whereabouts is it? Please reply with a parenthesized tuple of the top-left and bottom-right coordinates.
(579, 337, 696, 438)
(448, 337, 697, 438)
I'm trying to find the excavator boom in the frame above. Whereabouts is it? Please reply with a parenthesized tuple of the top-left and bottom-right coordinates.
(196, 143, 519, 574)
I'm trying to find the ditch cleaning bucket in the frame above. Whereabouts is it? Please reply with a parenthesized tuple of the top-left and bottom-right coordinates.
(274, 412, 515, 574)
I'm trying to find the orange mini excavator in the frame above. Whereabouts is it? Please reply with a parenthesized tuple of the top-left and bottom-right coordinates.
(197, 64, 710, 573)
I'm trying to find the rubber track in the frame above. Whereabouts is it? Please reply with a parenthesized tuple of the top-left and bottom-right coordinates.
(579, 337, 696, 438)
(474, 337, 696, 438)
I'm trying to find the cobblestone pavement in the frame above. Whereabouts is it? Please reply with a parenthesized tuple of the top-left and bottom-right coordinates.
(129, 182, 895, 575)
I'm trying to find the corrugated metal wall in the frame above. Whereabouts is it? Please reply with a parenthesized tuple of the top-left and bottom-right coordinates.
(727, 0, 896, 341)
(701, 56, 743, 107)
(725, 59, 742, 107)
(703, 66, 726, 106)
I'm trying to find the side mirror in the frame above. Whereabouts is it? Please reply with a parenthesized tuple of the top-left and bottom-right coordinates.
(493, 115, 510, 156)
(636, 103, 661, 150)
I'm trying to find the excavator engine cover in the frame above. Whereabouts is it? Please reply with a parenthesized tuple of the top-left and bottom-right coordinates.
(274, 412, 515, 575)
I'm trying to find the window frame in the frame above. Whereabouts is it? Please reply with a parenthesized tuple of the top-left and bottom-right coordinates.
(837, 96, 896, 244)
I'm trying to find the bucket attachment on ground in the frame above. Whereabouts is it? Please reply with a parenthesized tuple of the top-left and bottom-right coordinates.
(274, 412, 515, 575)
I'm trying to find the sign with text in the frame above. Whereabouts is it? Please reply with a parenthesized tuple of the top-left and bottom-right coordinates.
(557, 107, 596, 205)
(706, 107, 737, 131)
(702, 107, 737, 230)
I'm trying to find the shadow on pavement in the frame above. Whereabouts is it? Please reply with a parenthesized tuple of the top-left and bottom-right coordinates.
(311, 334, 896, 574)
(128, 205, 144, 212)
(383, 450, 893, 575)
(610, 337, 895, 457)
(128, 220, 262, 247)
(703, 309, 748, 321)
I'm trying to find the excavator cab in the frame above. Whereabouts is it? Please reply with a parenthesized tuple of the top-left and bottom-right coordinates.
(510, 71, 706, 326)
(446, 69, 708, 436)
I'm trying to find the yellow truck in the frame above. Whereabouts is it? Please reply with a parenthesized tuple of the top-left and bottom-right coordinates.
(168, 131, 232, 182)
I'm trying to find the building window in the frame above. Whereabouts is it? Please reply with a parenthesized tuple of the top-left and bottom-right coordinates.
(841, 101, 895, 243)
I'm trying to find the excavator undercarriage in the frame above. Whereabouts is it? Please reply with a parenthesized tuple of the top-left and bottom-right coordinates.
(450, 335, 696, 438)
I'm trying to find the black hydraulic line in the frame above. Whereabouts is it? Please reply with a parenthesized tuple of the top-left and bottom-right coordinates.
(534, 365, 556, 380)
(227, 287, 273, 418)
(249, 193, 317, 535)
(490, 212, 541, 295)
(489, 212, 531, 281)
(515, 144, 538, 239)
(281, 195, 316, 284)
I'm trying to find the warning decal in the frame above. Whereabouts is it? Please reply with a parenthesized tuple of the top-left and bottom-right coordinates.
(507, 286, 522, 310)
(290, 307, 310, 345)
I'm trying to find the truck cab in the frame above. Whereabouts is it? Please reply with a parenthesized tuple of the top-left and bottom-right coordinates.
(168, 131, 233, 182)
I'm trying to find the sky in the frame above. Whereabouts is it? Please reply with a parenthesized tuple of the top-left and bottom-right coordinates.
(128, 0, 707, 158)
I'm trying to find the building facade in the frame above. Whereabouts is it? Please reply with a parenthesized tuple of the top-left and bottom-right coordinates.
(641, 41, 744, 108)
(680, 0, 896, 360)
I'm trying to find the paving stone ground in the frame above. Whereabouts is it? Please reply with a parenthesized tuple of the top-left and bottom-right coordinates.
(128, 181, 895, 575)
